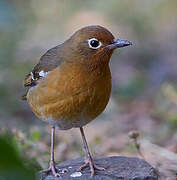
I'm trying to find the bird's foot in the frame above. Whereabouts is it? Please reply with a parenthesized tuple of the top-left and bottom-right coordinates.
(79, 159, 105, 177)
(42, 161, 60, 177)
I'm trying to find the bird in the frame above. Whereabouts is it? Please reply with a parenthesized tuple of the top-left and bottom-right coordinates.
(22, 25, 132, 177)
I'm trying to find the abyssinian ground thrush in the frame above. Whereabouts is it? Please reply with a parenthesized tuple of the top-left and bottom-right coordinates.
(23, 25, 132, 177)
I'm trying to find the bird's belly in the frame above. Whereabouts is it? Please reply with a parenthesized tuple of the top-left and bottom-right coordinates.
(27, 66, 111, 130)
(27, 85, 111, 130)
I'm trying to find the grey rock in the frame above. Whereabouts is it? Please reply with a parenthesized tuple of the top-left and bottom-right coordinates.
(39, 156, 158, 180)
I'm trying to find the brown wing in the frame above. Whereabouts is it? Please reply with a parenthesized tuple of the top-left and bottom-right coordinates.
(22, 44, 64, 100)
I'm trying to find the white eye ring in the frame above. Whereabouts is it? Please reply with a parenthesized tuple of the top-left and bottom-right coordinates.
(88, 38, 102, 49)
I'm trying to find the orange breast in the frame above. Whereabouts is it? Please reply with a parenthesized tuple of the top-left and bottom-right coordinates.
(27, 62, 111, 129)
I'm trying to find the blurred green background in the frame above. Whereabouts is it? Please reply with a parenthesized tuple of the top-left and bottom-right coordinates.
(0, 0, 177, 179)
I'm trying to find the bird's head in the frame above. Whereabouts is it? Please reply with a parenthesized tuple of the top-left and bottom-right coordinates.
(62, 25, 132, 64)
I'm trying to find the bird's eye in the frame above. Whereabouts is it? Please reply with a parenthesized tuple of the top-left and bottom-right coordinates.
(88, 38, 102, 49)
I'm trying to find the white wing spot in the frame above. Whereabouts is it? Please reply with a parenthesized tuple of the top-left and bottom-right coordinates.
(30, 72, 35, 80)
(39, 70, 49, 77)
(70, 172, 82, 177)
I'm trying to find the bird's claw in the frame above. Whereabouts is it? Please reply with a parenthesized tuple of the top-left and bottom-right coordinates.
(79, 160, 105, 177)
(42, 161, 60, 177)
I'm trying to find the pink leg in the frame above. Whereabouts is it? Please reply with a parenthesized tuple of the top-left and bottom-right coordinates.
(42, 126, 59, 177)
(79, 127, 105, 177)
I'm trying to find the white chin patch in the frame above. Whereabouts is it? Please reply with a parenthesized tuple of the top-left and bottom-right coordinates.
(39, 70, 49, 77)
